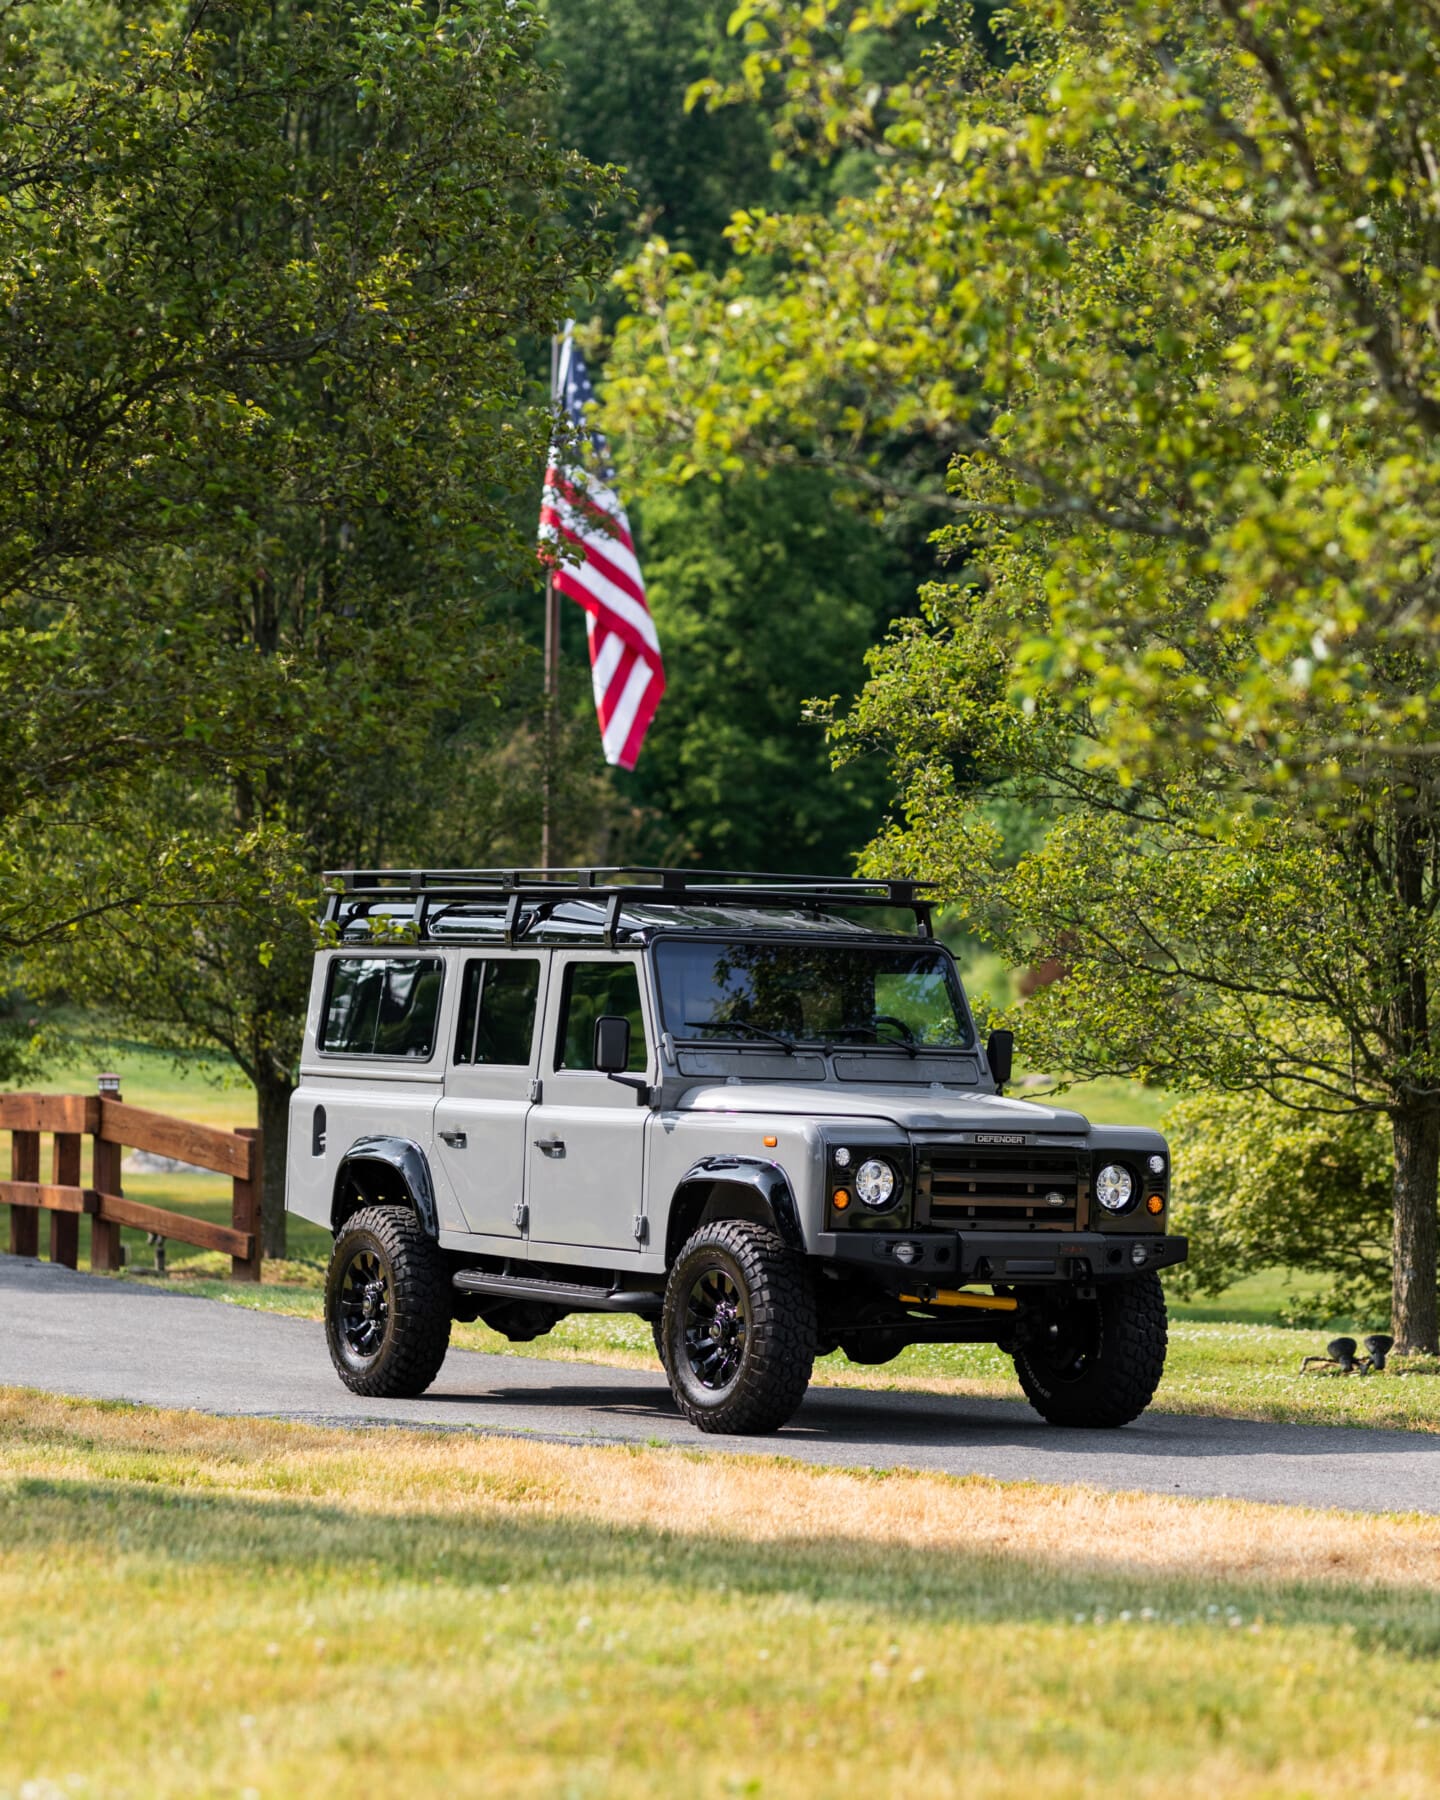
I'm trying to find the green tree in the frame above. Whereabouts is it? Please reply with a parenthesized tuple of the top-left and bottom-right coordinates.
(2, 0, 608, 934)
(606, 0, 1440, 803)
(601, 0, 1440, 1350)
(623, 470, 913, 869)
(544, 0, 777, 265)
(1164, 1094, 1393, 1325)
(10, 0, 614, 1250)
(835, 623, 1438, 1337)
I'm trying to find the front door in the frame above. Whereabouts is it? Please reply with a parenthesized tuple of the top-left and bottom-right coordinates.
(433, 953, 546, 1246)
(525, 953, 650, 1256)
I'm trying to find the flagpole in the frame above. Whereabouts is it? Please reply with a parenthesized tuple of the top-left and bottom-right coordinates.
(541, 330, 560, 871)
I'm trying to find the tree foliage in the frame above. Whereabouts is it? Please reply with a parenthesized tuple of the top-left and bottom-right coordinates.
(1165, 1092, 1393, 1325)
(1, 0, 612, 930)
(623, 469, 913, 870)
(544, 0, 777, 266)
(607, 0, 1440, 800)
(534, 0, 939, 872)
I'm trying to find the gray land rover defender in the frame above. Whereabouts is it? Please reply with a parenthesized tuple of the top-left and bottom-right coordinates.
(287, 868, 1186, 1434)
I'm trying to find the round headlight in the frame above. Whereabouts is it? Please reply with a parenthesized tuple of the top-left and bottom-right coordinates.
(1096, 1163, 1134, 1212)
(855, 1158, 898, 1209)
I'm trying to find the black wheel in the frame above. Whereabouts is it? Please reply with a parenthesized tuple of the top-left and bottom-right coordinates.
(1013, 1274, 1167, 1427)
(325, 1205, 451, 1398)
(662, 1221, 816, 1434)
(651, 1317, 667, 1368)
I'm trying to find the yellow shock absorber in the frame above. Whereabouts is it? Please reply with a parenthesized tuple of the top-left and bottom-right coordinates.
(899, 1289, 1019, 1313)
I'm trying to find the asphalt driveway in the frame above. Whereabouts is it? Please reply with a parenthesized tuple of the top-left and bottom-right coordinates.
(2, 1256, 1437, 1514)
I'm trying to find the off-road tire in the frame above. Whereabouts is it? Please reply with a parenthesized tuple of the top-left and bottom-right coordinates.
(662, 1221, 816, 1435)
(1013, 1273, 1167, 1428)
(651, 1318, 668, 1369)
(325, 1205, 451, 1398)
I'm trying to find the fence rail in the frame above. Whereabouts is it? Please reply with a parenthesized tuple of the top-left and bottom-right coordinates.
(1, 1084, 260, 1281)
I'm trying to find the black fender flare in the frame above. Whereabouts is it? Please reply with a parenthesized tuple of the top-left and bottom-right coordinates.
(332, 1136, 440, 1238)
(665, 1155, 803, 1263)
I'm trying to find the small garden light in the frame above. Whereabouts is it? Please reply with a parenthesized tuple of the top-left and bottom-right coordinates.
(1364, 1334, 1394, 1371)
(1300, 1334, 1397, 1376)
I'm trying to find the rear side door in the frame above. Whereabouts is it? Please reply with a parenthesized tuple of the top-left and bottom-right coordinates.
(287, 950, 451, 1227)
(432, 953, 547, 1247)
(524, 952, 651, 1257)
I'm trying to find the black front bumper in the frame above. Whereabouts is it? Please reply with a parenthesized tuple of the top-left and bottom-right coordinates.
(814, 1229, 1188, 1285)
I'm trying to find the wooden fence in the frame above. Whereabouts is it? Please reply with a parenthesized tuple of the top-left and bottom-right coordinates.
(1, 1084, 260, 1282)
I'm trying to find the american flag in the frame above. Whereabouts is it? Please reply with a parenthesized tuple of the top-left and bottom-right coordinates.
(538, 325, 665, 771)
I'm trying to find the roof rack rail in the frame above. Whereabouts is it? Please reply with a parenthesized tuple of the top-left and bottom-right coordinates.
(320, 867, 937, 942)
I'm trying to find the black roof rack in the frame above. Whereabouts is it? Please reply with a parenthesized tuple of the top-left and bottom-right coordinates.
(321, 866, 936, 944)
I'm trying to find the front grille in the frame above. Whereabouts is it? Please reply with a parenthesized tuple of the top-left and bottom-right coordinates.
(918, 1146, 1089, 1230)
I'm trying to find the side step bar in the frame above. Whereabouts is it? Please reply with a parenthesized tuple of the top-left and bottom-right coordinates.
(452, 1269, 662, 1316)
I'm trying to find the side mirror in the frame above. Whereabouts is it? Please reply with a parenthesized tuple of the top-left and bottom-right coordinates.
(593, 1014, 632, 1074)
(986, 1028, 1014, 1091)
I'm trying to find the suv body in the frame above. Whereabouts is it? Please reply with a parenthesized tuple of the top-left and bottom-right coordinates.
(289, 869, 1186, 1432)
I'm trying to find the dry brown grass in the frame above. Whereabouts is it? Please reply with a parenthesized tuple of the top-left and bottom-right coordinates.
(4, 1385, 1437, 1595)
(6, 1388, 1440, 1798)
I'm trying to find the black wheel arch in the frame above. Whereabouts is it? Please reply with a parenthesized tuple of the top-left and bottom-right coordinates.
(332, 1136, 440, 1238)
(665, 1157, 803, 1264)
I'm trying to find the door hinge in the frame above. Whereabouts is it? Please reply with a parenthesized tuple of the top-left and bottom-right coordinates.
(528, 1077, 543, 1104)
(513, 1202, 529, 1233)
(633, 1214, 649, 1246)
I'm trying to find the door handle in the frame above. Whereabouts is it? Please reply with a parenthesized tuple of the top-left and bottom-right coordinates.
(438, 1130, 467, 1149)
(534, 1137, 566, 1156)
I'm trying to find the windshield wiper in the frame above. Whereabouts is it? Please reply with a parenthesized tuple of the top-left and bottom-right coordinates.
(825, 1021, 920, 1058)
(683, 1018, 796, 1054)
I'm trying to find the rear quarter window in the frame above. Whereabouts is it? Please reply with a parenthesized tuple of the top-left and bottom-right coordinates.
(321, 956, 444, 1059)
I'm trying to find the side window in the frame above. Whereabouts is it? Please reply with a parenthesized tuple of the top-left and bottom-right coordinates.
(453, 959, 541, 1066)
(321, 957, 443, 1059)
(558, 961, 648, 1072)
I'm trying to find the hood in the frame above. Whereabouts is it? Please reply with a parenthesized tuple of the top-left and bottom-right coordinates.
(673, 1082, 1092, 1136)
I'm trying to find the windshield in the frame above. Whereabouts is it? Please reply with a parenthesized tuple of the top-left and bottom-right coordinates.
(655, 938, 974, 1051)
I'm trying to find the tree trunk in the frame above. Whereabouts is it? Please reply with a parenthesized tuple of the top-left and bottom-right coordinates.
(1390, 1102, 1440, 1354)
(256, 1073, 293, 1262)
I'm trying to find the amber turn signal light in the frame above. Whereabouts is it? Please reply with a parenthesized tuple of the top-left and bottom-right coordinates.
(763, 1135, 778, 1148)
(1146, 1193, 1164, 1214)
(832, 1188, 851, 1210)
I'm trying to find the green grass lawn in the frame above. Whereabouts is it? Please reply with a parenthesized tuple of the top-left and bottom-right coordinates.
(3, 1388, 1439, 1799)
(25, 1014, 255, 1129)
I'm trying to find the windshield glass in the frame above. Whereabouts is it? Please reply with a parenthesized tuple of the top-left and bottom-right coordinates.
(655, 938, 974, 1050)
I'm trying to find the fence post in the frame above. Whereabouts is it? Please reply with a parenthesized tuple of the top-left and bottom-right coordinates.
(49, 1130, 81, 1269)
(9, 1129, 39, 1258)
(90, 1076, 124, 1273)
(231, 1125, 261, 1283)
